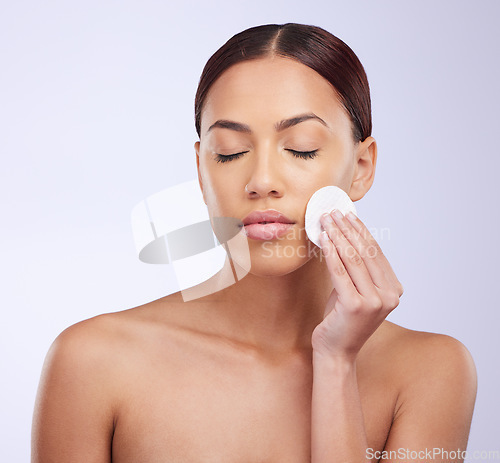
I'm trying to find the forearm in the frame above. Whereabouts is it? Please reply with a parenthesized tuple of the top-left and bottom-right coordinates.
(311, 351, 370, 463)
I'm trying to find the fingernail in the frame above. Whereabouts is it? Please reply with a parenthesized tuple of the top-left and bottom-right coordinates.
(332, 209, 344, 220)
(320, 230, 329, 244)
(346, 211, 357, 221)
(321, 213, 333, 224)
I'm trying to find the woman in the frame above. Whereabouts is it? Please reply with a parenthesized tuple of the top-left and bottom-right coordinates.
(31, 23, 477, 462)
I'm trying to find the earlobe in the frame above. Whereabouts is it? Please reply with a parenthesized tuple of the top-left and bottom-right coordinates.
(349, 136, 377, 202)
(194, 141, 207, 205)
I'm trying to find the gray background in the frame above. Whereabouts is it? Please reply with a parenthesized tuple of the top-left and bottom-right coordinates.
(1, 0, 499, 460)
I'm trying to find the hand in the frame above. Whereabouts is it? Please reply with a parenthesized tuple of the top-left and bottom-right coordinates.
(311, 209, 404, 361)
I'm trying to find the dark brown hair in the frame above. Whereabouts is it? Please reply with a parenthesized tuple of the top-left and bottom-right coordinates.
(194, 23, 372, 143)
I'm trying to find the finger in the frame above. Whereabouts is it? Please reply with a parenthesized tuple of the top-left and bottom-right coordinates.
(323, 288, 338, 319)
(321, 212, 380, 300)
(344, 211, 404, 295)
(319, 230, 359, 302)
(329, 210, 392, 290)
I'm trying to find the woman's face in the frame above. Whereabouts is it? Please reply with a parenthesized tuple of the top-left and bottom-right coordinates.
(195, 56, 375, 276)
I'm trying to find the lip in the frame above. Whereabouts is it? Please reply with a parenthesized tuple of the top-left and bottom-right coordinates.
(241, 209, 295, 241)
(242, 209, 295, 226)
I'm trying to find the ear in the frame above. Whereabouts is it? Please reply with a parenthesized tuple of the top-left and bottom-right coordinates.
(194, 141, 207, 205)
(349, 136, 377, 202)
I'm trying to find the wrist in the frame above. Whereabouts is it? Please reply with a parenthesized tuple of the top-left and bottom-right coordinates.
(312, 348, 357, 368)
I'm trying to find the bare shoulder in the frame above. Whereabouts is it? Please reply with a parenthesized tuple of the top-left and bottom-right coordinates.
(371, 320, 477, 408)
(46, 290, 204, 375)
(378, 320, 476, 375)
(361, 324, 478, 451)
(49, 291, 186, 358)
(48, 308, 141, 366)
(32, 296, 190, 462)
(40, 291, 189, 389)
(37, 308, 145, 414)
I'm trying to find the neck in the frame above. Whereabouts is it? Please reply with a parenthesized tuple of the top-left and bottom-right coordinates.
(203, 253, 333, 356)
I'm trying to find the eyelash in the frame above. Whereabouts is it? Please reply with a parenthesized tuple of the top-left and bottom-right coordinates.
(215, 149, 319, 163)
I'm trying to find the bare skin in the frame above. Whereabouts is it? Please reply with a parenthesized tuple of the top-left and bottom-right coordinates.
(32, 56, 477, 462)
(31, 297, 476, 462)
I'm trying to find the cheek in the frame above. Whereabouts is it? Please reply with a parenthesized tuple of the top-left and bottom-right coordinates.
(290, 160, 353, 226)
(202, 169, 241, 216)
(291, 161, 342, 195)
(307, 154, 354, 191)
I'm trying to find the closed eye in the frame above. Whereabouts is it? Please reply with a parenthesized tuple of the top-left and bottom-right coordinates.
(215, 149, 319, 163)
(286, 149, 319, 160)
(214, 151, 248, 163)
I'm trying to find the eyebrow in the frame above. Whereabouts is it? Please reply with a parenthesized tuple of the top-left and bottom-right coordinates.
(206, 113, 330, 134)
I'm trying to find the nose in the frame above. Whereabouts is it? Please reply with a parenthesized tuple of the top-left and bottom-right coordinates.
(244, 149, 284, 199)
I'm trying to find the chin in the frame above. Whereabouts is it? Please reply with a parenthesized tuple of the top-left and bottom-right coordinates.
(238, 239, 316, 277)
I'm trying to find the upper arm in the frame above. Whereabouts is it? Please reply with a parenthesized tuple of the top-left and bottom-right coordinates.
(379, 334, 477, 463)
(31, 317, 118, 463)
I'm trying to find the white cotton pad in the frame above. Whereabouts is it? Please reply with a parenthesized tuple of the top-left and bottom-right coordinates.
(305, 185, 357, 247)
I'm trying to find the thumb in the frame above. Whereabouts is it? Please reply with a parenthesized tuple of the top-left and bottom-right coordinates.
(323, 288, 338, 319)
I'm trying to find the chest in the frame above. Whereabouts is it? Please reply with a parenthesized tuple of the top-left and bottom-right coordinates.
(110, 350, 395, 463)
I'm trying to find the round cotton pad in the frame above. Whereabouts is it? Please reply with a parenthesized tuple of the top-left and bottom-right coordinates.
(305, 185, 357, 247)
